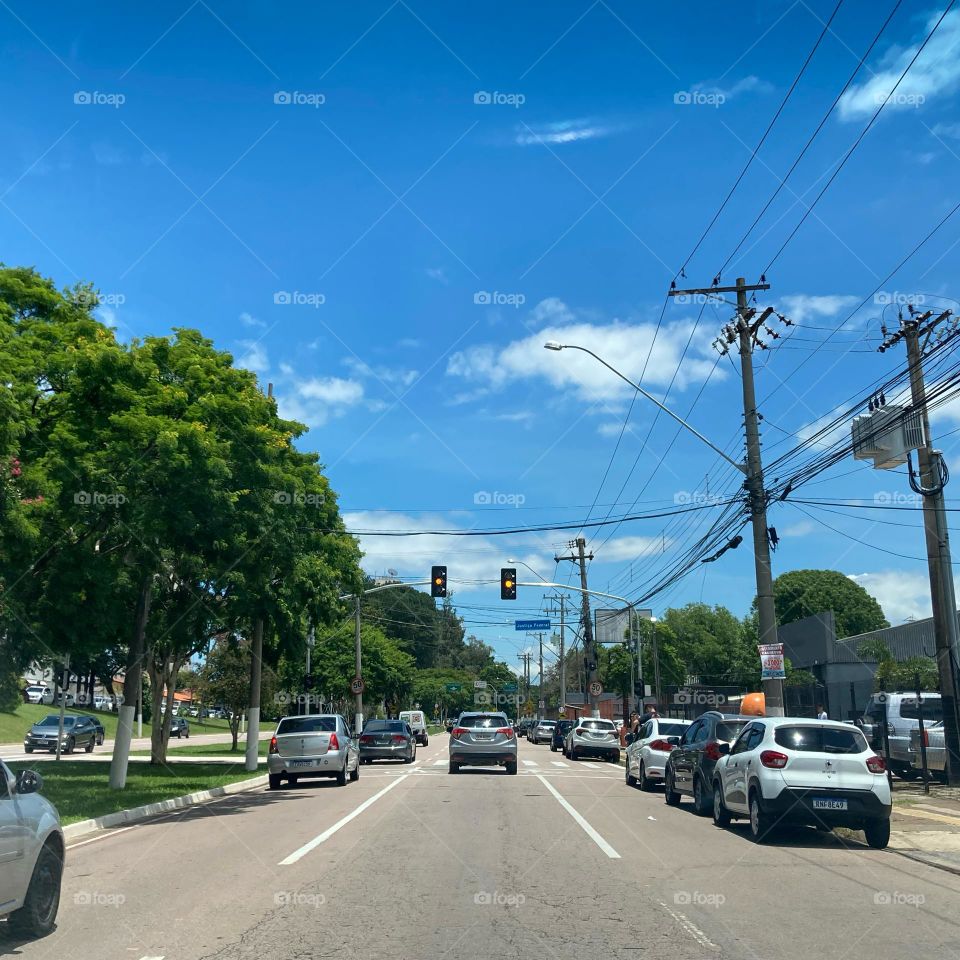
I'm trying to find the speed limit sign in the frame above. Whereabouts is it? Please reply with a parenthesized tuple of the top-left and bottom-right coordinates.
(350, 676, 365, 695)
(588, 680, 603, 697)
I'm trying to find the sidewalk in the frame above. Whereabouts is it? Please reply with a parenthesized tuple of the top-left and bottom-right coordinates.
(889, 781, 960, 874)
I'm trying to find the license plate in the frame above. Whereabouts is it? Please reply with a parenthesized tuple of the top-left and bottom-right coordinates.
(290, 759, 312, 768)
(475, 734, 492, 741)
(812, 798, 847, 811)
(376, 738, 390, 745)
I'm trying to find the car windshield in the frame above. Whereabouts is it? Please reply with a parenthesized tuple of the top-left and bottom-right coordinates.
(364, 721, 406, 732)
(775, 725, 868, 754)
(580, 720, 615, 731)
(538, 720, 556, 727)
(459, 715, 508, 728)
(276, 717, 337, 734)
(37, 716, 73, 728)
(716, 721, 748, 742)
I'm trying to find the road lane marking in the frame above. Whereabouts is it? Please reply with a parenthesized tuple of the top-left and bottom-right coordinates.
(434, 757, 446, 766)
(536, 775, 620, 859)
(657, 900, 718, 950)
(522, 759, 538, 767)
(279, 775, 410, 865)
(581, 762, 599, 768)
(551, 761, 568, 767)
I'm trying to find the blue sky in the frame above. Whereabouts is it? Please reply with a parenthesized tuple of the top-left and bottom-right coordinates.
(4, 1, 960, 677)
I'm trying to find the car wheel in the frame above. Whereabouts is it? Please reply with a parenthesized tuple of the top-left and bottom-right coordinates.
(8, 841, 62, 939)
(269, 774, 282, 790)
(185, 732, 189, 739)
(693, 776, 712, 816)
(506, 762, 518, 775)
(449, 761, 459, 774)
(24, 747, 33, 754)
(64, 737, 75, 755)
(97, 735, 104, 745)
(712, 784, 731, 828)
(85, 738, 94, 753)
(625, 759, 637, 787)
(349, 759, 360, 782)
(288, 776, 299, 788)
(423, 737, 429, 746)
(749, 791, 774, 843)
(664, 769, 681, 806)
(864, 818, 891, 849)
(336, 762, 348, 786)
(639, 762, 654, 792)
(550, 744, 557, 752)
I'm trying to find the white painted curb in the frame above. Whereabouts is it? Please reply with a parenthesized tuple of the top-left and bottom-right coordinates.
(63, 773, 268, 843)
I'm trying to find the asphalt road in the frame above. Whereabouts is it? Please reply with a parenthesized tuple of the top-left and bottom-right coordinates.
(5, 736, 960, 959)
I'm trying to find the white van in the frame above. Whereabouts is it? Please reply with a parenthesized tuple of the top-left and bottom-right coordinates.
(399, 710, 428, 746)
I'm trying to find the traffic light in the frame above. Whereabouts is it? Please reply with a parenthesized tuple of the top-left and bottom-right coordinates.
(431, 565, 447, 598)
(500, 568, 517, 600)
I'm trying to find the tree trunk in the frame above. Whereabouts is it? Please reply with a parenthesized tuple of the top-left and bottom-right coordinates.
(109, 572, 152, 789)
(149, 654, 183, 764)
(230, 713, 240, 751)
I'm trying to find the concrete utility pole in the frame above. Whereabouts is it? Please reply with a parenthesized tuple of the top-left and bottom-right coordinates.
(880, 310, 960, 783)
(538, 632, 544, 719)
(670, 277, 785, 716)
(556, 537, 599, 717)
(546, 594, 567, 712)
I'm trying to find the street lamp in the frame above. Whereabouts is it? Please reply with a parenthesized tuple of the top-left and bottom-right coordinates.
(507, 558, 550, 583)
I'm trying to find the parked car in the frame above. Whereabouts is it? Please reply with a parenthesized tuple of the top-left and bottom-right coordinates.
(530, 719, 557, 745)
(711, 717, 892, 847)
(23, 715, 98, 754)
(625, 717, 692, 790)
(564, 718, 620, 761)
(267, 714, 359, 789)
(550, 719, 576, 752)
(52, 692, 75, 708)
(399, 710, 429, 746)
(0, 761, 64, 938)
(83, 716, 106, 746)
(860, 691, 942, 780)
(169, 716, 190, 739)
(22, 686, 54, 706)
(909, 722, 946, 779)
(663, 712, 751, 814)
(448, 711, 517, 774)
(359, 719, 417, 763)
(91, 695, 112, 711)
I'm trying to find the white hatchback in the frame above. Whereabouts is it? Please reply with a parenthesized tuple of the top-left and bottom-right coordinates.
(711, 717, 891, 847)
(625, 717, 692, 790)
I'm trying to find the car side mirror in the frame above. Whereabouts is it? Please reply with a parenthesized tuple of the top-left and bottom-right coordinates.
(718, 742, 730, 756)
(16, 769, 42, 795)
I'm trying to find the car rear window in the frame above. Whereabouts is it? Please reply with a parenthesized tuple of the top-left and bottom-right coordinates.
(364, 720, 405, 732)
(459, 714, 508, 728)
(580, 720, 615, 731)
(538, 720, 556, 727)
(774, 725, 868, 754)
(277, 717, 337, 734)
(899, 698, 943, 722)
(659, 722, 689, 737)
(716, 721, 747, 742)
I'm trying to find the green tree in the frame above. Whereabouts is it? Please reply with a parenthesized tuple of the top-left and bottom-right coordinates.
(767, 569, 888, 638)
(662, 603, 758, 687)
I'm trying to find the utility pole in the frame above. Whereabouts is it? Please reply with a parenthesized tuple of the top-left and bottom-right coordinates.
(538, 632, 544, 719)
(879, 309, 960, 783)
(546, 594, 567, 713)
(670, 277, 786, 716)
(556, 537, 599, 717)
(354, 595, 363, 734)
(517, 652, 532, 711)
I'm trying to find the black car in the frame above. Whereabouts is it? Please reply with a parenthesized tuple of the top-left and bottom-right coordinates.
(24, 714, 98, 754)
(551, 720, 575, 752)
(663, 712, 751, 815)
(359, 719, 416, 764)
(82, 715, 106, 745)
(170, 716, 190, 739)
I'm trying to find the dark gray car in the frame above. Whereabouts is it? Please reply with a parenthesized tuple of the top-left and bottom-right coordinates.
(448, 712, 517, 774)
(359, 719, 416, 764)
(170, 716, 190, 739)
(664, 711, 750, 815)
(23, 715, 97, 754)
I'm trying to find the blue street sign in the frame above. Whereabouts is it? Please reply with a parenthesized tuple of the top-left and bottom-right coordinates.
(515, 618, 551, 631)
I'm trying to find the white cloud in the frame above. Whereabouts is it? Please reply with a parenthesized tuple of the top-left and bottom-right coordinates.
(515, 118, 620, 146)
(846, 570, 959, 625)
(299, 376, 364, 405)
(932, 121, 960, 139)
(691, 75, 771, 100)
(838, 10, 960, 121)
(236, 340, 269, 375)
(342, 356, 419, 389)
(796, 403, 853, 451)
(529, 297, 574, 327)
(776, 294, 859, 325)
(779, 520, 814, 537)
(276, 375, 365, 428)
(446, 302, 721, 402)
(596, 535, 671, 563)
(598, 421, 627, 437)
(425, 267, 449, 284)
(240, 311, 266, 329)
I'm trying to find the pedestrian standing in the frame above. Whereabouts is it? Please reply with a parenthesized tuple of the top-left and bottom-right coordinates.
(816, 704, 828, 720)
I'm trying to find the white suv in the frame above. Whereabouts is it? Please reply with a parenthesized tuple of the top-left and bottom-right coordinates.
(861, 691, 942, 780)
(625, 717, 691, 790)
(711, 717, 891, 848)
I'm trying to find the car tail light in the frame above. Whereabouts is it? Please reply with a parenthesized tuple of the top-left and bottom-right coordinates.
(328, 732, 340, 750)
(359, 735, 373, 744)
(866, 755, 886, 773)
(703, 741, 723, 761)
(649, 739, 674, 752)
(269, 736, 278, 754)
(921, 729, 929, 747)
(497, 727, 513, 736)
(576, 728, 585, 736)
(452, 727, 467, 738)
(760, 750, 788, 769)
(391, 735, 407, 743)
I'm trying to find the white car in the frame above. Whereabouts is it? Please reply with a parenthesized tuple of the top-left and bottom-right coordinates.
(92, 695, 112, 711)
(399, 710, 429, 746)
(711, 717, 892, 847)
(22, 686, 53, 706)
(0, 761, 64, 938)
(625, 717, 692, 790)
(52, 691, 75, 708)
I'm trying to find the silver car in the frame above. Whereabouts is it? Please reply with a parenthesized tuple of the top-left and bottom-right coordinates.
(564, 718, 620, 762)
(448, 712, 518, 774)
(267, 714, 359, 789)
(530, 719, 557, 744)
(0, 762, 64, 939)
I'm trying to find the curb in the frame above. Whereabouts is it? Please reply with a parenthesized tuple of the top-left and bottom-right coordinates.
(63, 773, 268, 843)
(889, 847, 960, 878)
